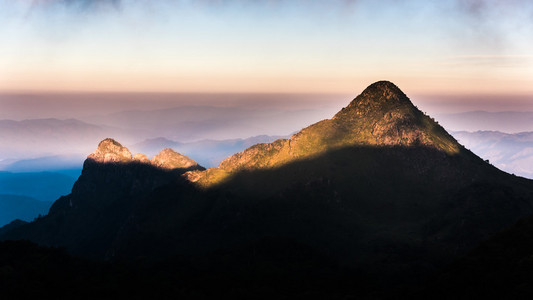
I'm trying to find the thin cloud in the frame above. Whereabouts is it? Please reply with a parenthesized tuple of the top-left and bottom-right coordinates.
(29, 0, 122, 12)
(438, 55, 533, 68)
(452, 0, 533, 51)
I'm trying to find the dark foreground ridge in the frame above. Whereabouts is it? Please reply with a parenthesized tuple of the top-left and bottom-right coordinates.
(2, 81, 533, 298)
(422, 212, 533, 299)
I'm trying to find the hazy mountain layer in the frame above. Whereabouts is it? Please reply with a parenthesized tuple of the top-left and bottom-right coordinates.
(436, 111, 533, 133)
(0, 171, 78, 202)
(0, 112, 300, 171)
(452, 130, 533, 178)
(84, 105, 337, 142)
(0, 195, 51, 227)
(0, 118, 122, 160)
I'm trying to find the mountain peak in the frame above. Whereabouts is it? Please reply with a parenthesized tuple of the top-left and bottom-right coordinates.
(151, 148, 199, 170)
(323, 81, 461, 153)
(363, 80, 405, 96)
(86, 138, 203, 171)
(133, 153, 150, 163)
(360, 80, 410, 106)
(204, 81, 462, 181)
(88, 138, 132, 163)
(333, 80, 411, 121)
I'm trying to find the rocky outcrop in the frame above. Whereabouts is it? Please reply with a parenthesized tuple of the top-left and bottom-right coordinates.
(86, 139, 201, 172)
(133, 153, 150, 163)
(11, 139, 204, 259)
(330, 81, 452, 150)
(218, 139, 291, 172)
(87, 138, 132, 163)
(151, 148, 199, 170)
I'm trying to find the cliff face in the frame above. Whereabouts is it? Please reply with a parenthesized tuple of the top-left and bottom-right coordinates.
(87, 138, 201, 170)
(2, 140, 203, 259)
(54, 139, 203, 212)
(151, 148, 199, 170)
(87, 138, 132, 163)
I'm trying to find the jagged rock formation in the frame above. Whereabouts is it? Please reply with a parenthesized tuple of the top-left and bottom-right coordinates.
(88, 138, 132, 163)
(0, 139, 203, 259)
(151, 148, 199, 170)
(132, 153, 150, 163)
(87, 139, 202, 171)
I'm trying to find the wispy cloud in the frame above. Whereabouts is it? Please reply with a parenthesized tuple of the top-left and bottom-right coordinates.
(436, 54, 533, 70)
(31, 0, 121, 9)
(451, 0, 533, 51)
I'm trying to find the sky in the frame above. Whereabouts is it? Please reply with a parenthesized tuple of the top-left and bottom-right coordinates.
(1, 0, 532, 98)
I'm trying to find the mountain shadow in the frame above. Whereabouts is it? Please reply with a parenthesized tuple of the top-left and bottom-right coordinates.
(94, 145, 533, 278)
(3, 143, 533, 296)
(421, 211, 533, 299)
(0, 239, 378, 299)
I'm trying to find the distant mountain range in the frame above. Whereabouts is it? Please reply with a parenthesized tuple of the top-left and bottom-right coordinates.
(0, 195, 51, 227)
(451, 131, 533, 178)
(3, 106, 533, 176)
(0, 170, 79, 226)
(0, 104, 327, 169)
(3, 81, 533, 298)
(84, 105, 335, 142)
(436, 111, 533, 133)
(0, 118, 122, 159)
(0, 155, 85, 172)
(0, 171, 78, 202)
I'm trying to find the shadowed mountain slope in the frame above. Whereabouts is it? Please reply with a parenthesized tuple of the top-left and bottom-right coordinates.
(420, 213, 533, 299)
(1, 139, 204, 259)
(3, 81, 533, 290)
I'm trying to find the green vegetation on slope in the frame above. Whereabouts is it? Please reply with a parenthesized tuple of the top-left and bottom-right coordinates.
(197, 81, 462, 187)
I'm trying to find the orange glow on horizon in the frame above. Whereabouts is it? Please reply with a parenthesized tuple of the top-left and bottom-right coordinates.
(3, 69, 533, 96)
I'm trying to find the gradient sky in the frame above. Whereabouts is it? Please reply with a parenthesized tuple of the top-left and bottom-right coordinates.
(1, 0, 533, 96)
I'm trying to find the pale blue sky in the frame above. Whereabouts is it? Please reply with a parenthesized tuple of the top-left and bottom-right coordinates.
(1, 0, 532, 96)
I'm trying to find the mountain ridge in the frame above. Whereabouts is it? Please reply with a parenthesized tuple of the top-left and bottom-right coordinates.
(3, 81, 533, 291)
(188, 81, 462, 186)
(87, 138, 203, 172)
